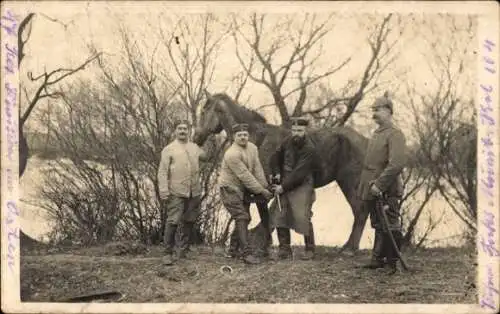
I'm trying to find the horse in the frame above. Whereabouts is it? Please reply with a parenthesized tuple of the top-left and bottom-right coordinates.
(193, 91, 370, 255)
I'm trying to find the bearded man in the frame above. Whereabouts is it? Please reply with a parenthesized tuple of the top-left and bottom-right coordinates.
(269, 117, 319, 260)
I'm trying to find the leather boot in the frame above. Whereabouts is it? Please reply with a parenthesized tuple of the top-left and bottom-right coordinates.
(302, 223, 315, 260)
(236, 220, 260, 264)
(385, 230, 402, 275)
(277, 228, 292, 259)
(362, 229, 385, 269)
(225, 229, 240, 258)
(178, 221, 194, 259)
(162, 223, 177, 265)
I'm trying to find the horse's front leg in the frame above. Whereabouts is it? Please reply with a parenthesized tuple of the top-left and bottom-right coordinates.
(256, 200, 271, 236)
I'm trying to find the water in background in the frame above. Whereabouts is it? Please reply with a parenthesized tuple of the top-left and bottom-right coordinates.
(20, 156, 467, 248)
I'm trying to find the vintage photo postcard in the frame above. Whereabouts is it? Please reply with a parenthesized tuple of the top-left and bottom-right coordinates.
(1, 1, 499, 313)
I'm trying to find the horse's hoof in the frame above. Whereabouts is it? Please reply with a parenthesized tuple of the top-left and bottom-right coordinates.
(338, 248, 357, 257)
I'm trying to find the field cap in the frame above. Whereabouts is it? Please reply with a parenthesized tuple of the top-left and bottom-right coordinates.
(174, 119, 191, 128)
(291, 117, 310, 127)
(371, 91, 393, 114)
(232, 123, 249, 133)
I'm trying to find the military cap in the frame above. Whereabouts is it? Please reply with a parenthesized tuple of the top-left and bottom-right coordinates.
(371, 91, 393, 114)
(291, 117, 310, 127)
(173, 118, 191, 128)
(232, 123, 249, 133)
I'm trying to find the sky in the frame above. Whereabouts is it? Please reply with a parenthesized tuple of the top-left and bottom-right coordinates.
(6, 1, 477, 142)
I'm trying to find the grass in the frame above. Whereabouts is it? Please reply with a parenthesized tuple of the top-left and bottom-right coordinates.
(21, 242, 477, 303)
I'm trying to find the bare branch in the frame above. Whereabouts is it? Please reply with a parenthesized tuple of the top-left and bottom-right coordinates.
(39, 13, 75, 30)
(21, 53, 101, 125)
(17, 13, 35, 66)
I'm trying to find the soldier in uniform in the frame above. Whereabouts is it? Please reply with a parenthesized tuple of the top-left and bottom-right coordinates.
(158, 119, 209, 265)
(357, 92, 407, 275)
(269, 117, 318, 260)
(219, 123, 274, 264)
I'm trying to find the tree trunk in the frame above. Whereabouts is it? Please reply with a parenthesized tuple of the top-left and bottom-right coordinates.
(19, 126, 45, 247)
(19, 125, 28, 177)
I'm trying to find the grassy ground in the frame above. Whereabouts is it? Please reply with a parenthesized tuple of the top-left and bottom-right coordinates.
(21, 242, 477, 304)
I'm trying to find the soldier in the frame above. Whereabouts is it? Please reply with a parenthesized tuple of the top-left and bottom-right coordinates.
(357, 92, 407, 275)
(219, 123, 274, 264)
(269, 117, 318, 260)
(157, 119, 209, 266)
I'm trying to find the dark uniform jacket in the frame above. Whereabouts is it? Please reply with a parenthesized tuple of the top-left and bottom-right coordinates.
(270, 135, 318, 192)
(358, 123, 407, 201)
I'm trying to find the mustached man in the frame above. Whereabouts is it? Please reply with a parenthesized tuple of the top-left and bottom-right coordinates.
(158, 119, 209, 266)
(218, 123, 274, 264)
(357, 93, 407, 275)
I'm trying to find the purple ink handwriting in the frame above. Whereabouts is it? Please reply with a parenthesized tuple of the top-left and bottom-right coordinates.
(483, 39, 496, 74)
(480, 84, 494, 127)
(6, 201, 20, 273)
(2, 9, 19, 162)
(479, 38, 499, 312)
(480, 264, 500, 310)
(479, 38, 497, 254)
(1, 9, 17, 36)
(480, 211, 499, 257)
(1, 9, 19, 274)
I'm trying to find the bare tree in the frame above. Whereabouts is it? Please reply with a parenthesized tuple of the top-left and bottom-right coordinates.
(398, 145, 440, 248)
(231, 13, 402, 127)
(17, 13, 100, 177)
(406, 14, 477, 236)
(40, 16, 187, 243)
(15, 13, 100, 247)
(157, 13, 231, 124)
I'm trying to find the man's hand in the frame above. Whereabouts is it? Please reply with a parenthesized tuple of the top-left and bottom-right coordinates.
(262, 189, 274, 200)
(271, 184, 284, 195)
(370, 183, 382, 198)
(273, 174, 281, 183)
(269, 174, 281, 184)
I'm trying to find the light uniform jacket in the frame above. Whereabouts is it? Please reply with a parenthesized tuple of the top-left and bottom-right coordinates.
(218, 141, 268, 200)
(158, 139, 206, 199)
(357, 123, 407, 201)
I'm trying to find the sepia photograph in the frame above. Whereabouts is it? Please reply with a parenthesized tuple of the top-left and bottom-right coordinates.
(1, 1, 498, 313)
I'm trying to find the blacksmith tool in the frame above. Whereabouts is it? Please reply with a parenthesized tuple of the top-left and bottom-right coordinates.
(270, 175, 283, 212)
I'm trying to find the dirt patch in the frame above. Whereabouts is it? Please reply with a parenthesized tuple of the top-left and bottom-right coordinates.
(21, 244, 476, 303)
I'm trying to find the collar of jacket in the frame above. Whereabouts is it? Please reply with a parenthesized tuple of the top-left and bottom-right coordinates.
(374, 121, 394, 133)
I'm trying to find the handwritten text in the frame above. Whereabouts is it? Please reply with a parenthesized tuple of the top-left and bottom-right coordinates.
(480, 264, 500, 310)
(2, 9, 18, 162)
(1, 9, 19, 275)
(479, 38, 499, 312)
(5, 201, 20, 273)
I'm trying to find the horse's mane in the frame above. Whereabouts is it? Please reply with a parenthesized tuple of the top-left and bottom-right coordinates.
(212, 93, 267, 123)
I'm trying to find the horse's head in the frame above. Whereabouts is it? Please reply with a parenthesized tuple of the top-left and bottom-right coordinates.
(193, 90, 235, 145)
